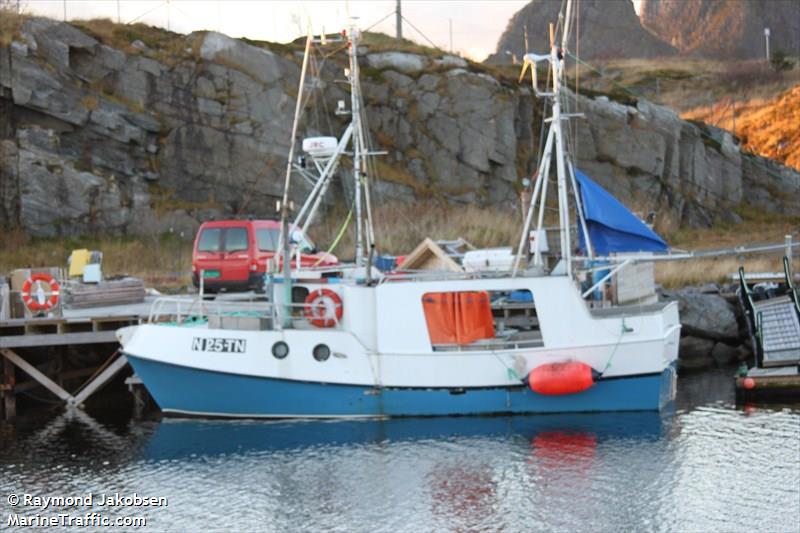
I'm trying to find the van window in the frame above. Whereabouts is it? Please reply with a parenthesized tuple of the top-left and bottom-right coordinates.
(197, 228, 222, 252)
(224, 227, 249, 252)
(256, 228, 280, 251)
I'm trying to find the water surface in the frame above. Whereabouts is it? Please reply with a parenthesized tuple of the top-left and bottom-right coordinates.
(1, 369, 798, 532)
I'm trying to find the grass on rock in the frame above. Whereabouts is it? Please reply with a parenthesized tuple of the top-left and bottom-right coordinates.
(3, 204, 795, 291)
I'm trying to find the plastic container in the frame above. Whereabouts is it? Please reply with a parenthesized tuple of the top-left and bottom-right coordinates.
(463, 248, 514, 272)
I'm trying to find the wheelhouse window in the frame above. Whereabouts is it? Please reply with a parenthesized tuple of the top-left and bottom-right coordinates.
(422, 289, 542, 351)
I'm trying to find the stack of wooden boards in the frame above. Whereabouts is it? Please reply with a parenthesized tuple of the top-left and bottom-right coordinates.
(65, 278, 146, 309)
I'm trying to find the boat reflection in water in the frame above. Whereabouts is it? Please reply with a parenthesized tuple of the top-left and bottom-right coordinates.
(142, 411, 670, 461)
(141, 412, 673, 530)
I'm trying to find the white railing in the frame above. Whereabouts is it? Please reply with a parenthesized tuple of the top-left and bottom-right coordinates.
(147, 296, 346, 329)
(147, 296, 273, 324)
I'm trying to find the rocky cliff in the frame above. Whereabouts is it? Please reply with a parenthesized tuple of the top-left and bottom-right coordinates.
(0, 16, 797, 239)
(640, 0, 800, 60)
(491, 0, 676, 62)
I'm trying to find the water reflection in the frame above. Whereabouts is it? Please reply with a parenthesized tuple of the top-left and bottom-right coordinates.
(1, 371, 798, 533)
(142, 412, 667, 460)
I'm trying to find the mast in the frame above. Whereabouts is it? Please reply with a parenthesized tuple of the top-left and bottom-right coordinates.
(349, 22, 365, 267)
(551, 28, 572, 278)
(513, 0, 591, 277)
(278, 33, 313, 328)
(288, 22, 378, 265)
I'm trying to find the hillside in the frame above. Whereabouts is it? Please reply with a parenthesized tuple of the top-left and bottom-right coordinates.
(640, 0, 800, 60)
(0, 13, 798, 244)
(684, 85, 800, 170)
(571, 54, 800, 111)
(491, 0, 675, 62)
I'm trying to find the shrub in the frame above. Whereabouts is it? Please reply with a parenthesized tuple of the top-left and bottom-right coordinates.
(770, 49, 794, 73)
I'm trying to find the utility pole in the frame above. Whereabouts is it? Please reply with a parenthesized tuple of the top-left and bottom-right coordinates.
(395, 0, 402, 40)
(117, 0, 121, 24)
(449, 18, 453, 53)
(62, 0, 66, 21)
(764, 27, 770, 61)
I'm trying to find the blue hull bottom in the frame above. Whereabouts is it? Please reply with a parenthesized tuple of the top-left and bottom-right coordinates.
(126, 355, 675, 417)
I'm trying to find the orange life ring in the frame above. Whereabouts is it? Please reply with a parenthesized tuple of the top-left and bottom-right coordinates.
(21, 273, 61, 312)
(303, 288, 343, 328)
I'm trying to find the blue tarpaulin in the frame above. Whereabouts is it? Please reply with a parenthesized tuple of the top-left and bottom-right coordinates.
(575, 169, 668, 255)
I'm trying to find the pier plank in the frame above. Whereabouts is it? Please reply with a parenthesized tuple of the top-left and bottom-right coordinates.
(0, 331, 119, 348)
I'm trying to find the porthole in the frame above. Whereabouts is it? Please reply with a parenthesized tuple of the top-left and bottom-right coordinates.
(313, 344, 331, 362)
(272, 341, 289, 359)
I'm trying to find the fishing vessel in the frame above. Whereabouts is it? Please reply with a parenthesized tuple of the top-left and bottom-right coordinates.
(117, 3, 680, 418)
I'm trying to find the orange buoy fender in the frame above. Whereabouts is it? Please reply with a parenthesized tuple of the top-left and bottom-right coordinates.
(528, 361, 598, 396)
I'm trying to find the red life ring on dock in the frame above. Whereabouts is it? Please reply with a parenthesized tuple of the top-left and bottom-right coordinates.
(528, 361, 597, 396)
(304, 288, 343, 328)
(21, 273, 61, 312)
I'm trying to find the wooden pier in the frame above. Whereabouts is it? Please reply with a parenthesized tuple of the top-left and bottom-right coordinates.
(0, 296, 197, 420)
(0, 294, 269, 420)
(735, 366, 800, 401)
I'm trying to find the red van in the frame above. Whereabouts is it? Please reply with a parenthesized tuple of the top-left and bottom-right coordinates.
(191, 220, 338, 292)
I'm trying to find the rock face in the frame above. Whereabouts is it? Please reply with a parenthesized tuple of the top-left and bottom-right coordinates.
(491, 0, 676, 62)
(571, 94, 799, 230)
(640, 0, 800, 60)
(0, 17, 798, 238)
(662, 286, 750, 371)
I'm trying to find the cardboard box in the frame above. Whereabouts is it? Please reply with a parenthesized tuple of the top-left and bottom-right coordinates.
(10, 269, 30, 291)
(9, 267, 62, 291)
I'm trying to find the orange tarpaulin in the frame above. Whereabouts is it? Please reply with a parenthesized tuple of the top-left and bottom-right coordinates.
(422, 291, 495, 345)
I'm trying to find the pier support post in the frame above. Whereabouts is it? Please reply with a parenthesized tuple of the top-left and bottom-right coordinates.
(2, 355, 16, 420)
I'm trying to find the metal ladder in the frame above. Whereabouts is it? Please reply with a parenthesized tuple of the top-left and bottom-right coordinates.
(740, 257, 800, 367)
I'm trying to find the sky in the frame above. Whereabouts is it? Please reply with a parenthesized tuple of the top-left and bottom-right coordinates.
(19, 0, 540, 61)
